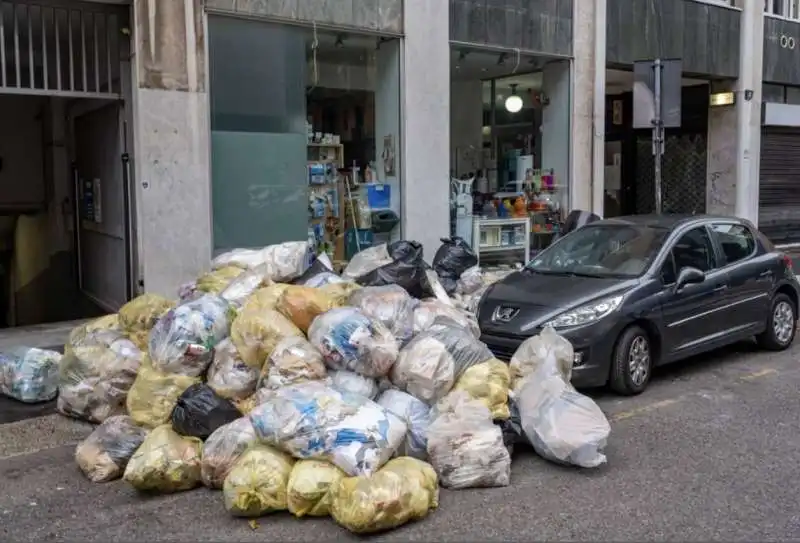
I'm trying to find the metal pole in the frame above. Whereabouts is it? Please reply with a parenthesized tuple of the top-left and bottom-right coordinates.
(652, 58, 664, 214)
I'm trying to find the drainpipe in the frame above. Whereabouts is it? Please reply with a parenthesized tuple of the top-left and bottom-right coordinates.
(592, 0, 607, 216)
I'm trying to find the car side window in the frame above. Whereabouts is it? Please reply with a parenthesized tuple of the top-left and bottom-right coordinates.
(670, 227, 717, 275)
(710, 223, 756, 265)
(660, 253, 677, 285)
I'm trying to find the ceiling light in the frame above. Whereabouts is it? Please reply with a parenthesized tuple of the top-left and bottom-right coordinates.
(505, 84, 523, 113)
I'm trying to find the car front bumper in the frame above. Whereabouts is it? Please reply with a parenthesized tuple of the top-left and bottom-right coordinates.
(481, 317, 626, 389)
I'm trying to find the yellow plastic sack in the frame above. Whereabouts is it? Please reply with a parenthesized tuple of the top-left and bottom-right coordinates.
(118, 293, 173, 335)
(196, 265, 245, 294)
(126, 359, 200, 428)
(123, 424, 203, 493)
(67, 315, 120, 351)
(234, 394, 258, 415)
(453, 359, 511, 420)
(330, 457, 439, 534)
(240, 284, 291, 314)
(287, 459, 346, 518)
(230, 308, 303, 368)
(276, 285, 337, 333)
(318, 281, 361, 306)
(223, 444, 295, 517)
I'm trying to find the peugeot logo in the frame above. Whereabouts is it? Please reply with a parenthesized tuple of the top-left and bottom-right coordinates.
(492, 305, 520, 323)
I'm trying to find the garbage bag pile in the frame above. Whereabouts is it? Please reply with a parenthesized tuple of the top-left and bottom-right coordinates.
(0, 237, 611, 534)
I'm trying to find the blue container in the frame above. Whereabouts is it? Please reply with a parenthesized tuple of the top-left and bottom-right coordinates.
(345, 229, 374, 260)
(366, 184, 391, 209)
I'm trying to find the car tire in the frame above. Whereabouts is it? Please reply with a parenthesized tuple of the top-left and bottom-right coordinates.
(756, 293, 797, 351)
(609, 325, 653, 396)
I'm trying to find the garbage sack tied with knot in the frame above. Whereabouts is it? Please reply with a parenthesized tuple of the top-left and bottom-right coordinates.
(432, 237, 478, 295)
(75, 415, 149, 483)
(170, 383, 242, 439)
(223, 443, 295, 517)
(286, 459, 346, 518)
(201, 416, 257, 489)
(123, 424, 203, 493)
(348, 285, 419, 345)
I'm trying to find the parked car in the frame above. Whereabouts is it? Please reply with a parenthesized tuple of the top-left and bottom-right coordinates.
(478, 214, 799, 395)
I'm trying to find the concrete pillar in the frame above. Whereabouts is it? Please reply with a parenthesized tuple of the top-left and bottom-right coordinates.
(450, 80, 484, 178)
(571, 0, 604, 215)
(706, 80, 738, 216)
(131, 0, 211, 297)
(541, 61, 571, 210)
(402, 0, 450, 257)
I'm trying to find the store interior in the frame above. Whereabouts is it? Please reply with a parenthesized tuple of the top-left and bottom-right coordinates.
(209, 19, 402, 269)
(449, 47, 571, 266)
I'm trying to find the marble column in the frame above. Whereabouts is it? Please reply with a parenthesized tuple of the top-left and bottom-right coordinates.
(132, 0, 211, 297)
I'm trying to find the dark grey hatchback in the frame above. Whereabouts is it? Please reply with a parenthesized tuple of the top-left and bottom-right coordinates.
(478, 215, 799, 395)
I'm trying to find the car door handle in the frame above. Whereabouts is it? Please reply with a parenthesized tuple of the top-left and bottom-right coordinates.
(713, 285, 728, 293)
(759, 270, 773, 278)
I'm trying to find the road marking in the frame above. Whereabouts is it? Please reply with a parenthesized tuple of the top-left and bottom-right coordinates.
(609, 397, 684, 422)
(739, 368, 779, 381)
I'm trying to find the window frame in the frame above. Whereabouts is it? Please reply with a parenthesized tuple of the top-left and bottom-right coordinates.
(657, 225, 720, 286)
(708, 222, 758, 268)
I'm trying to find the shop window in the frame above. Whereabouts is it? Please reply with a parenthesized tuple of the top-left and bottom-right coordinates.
(208, 17, 401, 265)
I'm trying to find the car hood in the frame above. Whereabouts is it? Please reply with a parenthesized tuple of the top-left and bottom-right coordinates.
(478, 270, 635, 336)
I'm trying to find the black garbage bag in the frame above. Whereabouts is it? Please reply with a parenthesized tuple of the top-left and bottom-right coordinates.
(432, 237, 478, 295)
(292, 257, 342, 287)
(171, 383, 242, 439)
(495, 397, 525, 456)
(356, 240, 434, 299)
(388, 240, 425, 262)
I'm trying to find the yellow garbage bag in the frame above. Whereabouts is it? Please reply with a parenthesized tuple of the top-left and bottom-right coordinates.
(123, 424, 203, 493)
(318, 281, 361, 306)
(275, 285, 337, 333)
(453, 359, 511, 420)
(230, 308, 303, 368)
(222, 444, 295, 517)
(234, 394, 258, 415)
(330, 457, 439, 534)
(67, 314, 120, 351)
(201, 417, 258, 489)
(196, 265, 245, 294)
(240, 284, 291, 314)
(126, 359, 200, 428)
(118, 293, 173, 334)
(287, 459, 346, 518)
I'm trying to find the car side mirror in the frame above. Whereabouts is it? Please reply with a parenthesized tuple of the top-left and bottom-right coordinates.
(675, 267, 705, 291)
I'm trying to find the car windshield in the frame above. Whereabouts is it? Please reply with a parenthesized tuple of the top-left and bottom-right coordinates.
(527, 223, 669, 278)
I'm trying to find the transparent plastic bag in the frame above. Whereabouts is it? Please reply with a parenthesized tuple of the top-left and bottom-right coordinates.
(249, 381, 407, 476)
(231, 307, 303, 369)
(453, 359, 511, 420)
(342, 244, 393, 280)
(276, 285, 337, 333)
(258, 336, 327, 390)
(68, 314, 120, 347)
(455, 266, 484, 295)
(206, 338, 259, 400)
(348, 285, 418, 344)
(330, 457, 439, 534)
(171, 383, 242, 439)
(123, 424, 203, 493)
(413, 299, 480, 338)
(196, 265, 246, 294)
(0, 347, 62, 403)
(126, 359, 201, 428)
(515, 342, 610, 468)
(308, 307, 399, 378)
(451, 284, 489, 315)
(509, 326, 574, 391)
(391, 317, 493, 405)
(75, 415, 149, 483)
(212, 241, 309, 282)
(426, 391, 511, 489)
(327, 369, 379, 400)
(223, 444, 295, 517)
(148, 294, 232, 377)
(220, 269, 272, 308)
(376, 389, 431, 459)
(201, 417, 258, 489)
(287, 459, 346, 518)
(58, 330, 145, 423)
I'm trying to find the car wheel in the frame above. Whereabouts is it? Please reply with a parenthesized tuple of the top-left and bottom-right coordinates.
(757, 293, 797, 351)
(609, 325, 653, 396)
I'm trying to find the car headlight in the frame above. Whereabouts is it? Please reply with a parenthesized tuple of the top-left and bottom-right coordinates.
(543, 295, 624, 329)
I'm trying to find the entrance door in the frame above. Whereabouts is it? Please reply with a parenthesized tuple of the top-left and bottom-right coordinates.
(73, 103, 131, 311)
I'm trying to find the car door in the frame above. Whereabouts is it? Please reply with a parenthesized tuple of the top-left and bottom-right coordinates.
(709, 223, 771, 336)
(659, 225, 730, 357)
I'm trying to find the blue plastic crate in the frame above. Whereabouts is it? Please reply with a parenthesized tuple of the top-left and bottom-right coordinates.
(366, 184, 391, 209)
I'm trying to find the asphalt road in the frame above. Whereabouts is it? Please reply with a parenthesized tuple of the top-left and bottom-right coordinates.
(2, 340, 800, 542)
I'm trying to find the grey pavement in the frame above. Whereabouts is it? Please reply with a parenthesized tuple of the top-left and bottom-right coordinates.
(2, 340, 800, 542)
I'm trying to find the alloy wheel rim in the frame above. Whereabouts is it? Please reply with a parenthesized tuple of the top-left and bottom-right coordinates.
(773, 301, 795, 345)
(628, 335, 650, 387)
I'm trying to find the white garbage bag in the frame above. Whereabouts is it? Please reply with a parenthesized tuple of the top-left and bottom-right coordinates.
(308, 307, 399, 378)
(455, 266, 484, 295)
(219, 269, 271, 308)
(376, 389, 430, 459)
(513, 327, 610, 468)
(390, 317, 492, 405)
(327, 369, 378, 400)
(348, 285, 418, 344)
(0, 347, 62, 403)
(426, 391, 510, 489)
(248, 381, 407, 476)
(342, 244, 393, 280)
(413, 299, 480, 339)
(211, 241, 309, 282)
(509, 326, 574, 391)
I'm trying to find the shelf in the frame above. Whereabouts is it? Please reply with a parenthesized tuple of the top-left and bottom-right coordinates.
(479, 244, 527, 253)
(474, 217, 529, 226)
(307, 142, 343, 147)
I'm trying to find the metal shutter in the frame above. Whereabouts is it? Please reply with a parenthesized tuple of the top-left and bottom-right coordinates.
(759, 128, 800, 244)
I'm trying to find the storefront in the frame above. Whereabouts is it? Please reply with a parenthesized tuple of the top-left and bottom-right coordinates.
(448, 0, 573, 263)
